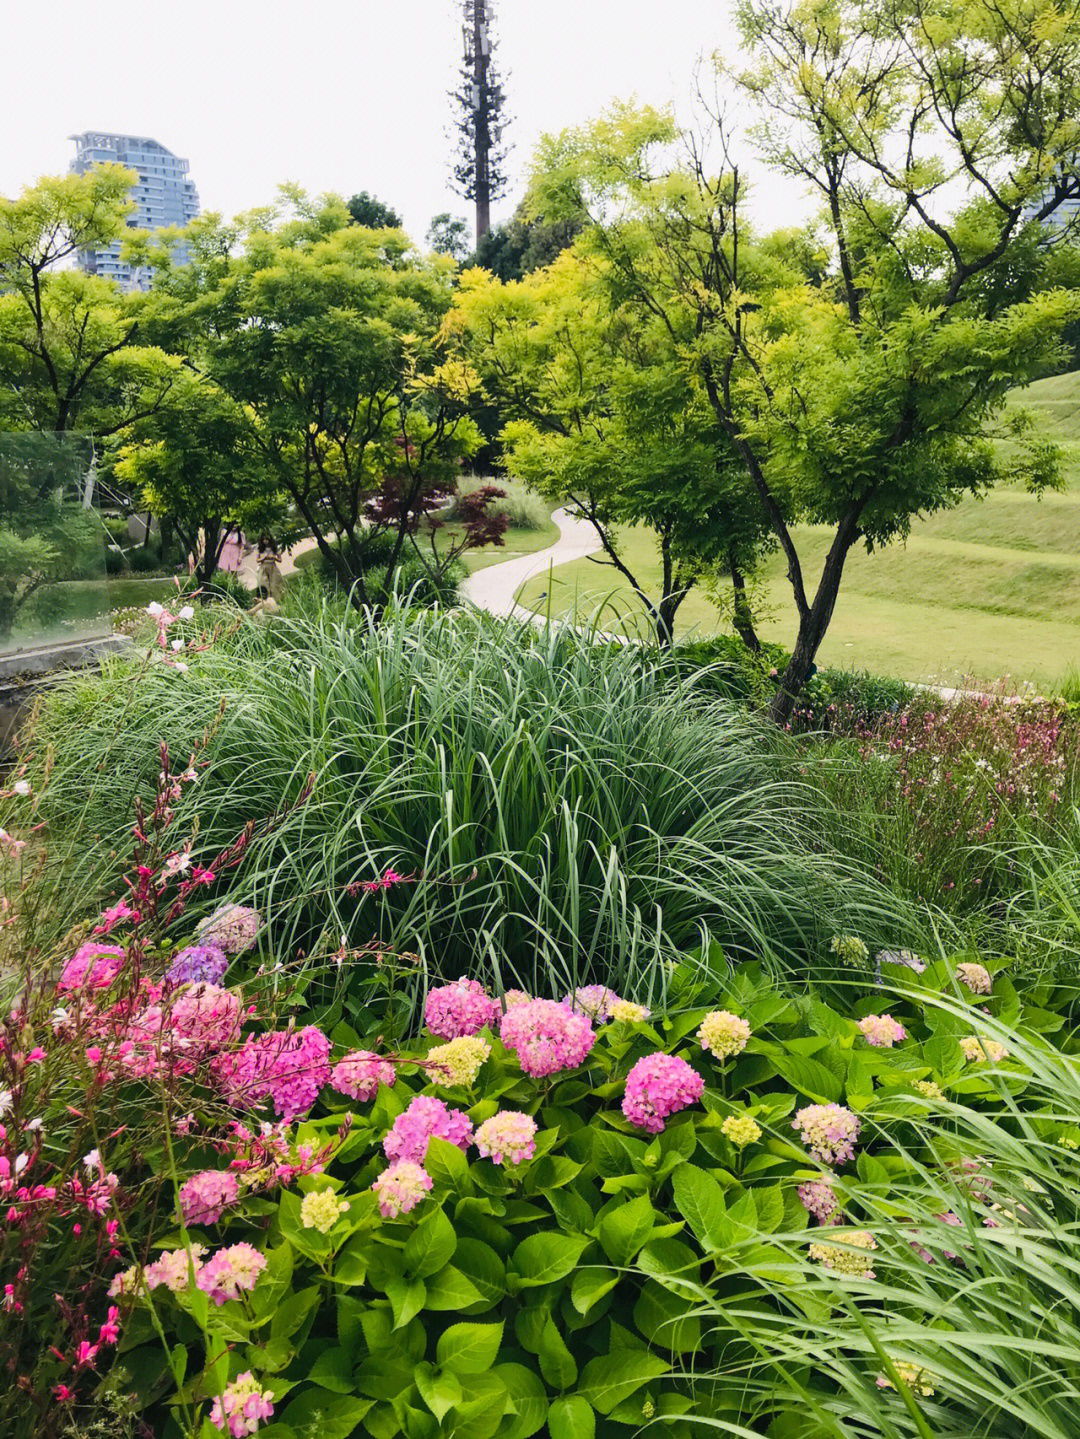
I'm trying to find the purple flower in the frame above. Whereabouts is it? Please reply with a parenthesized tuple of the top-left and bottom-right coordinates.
(167, 944, 229, 987)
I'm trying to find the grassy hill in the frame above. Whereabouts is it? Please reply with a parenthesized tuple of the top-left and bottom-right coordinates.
(516, 370, 1080, 691)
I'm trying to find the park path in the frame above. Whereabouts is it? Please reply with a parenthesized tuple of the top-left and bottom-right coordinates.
(460, 506, 602, 621)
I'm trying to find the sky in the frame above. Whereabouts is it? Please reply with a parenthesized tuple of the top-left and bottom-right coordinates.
(0, 0, 811, 243)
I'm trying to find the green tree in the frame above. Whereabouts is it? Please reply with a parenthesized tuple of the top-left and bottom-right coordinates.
(143, 192, 484, 610)
(528, 0, 1080, 720)
(0, 169, 180, 438)
(470, 197, 583, 281)
(450, 251, 773, 645)
(346, 191, 403, 229)
(115, 375, 279, 587)
(427, 213, 471, 261)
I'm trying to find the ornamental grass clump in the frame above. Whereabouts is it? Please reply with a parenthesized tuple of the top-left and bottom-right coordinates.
(16, 605, 918, 988)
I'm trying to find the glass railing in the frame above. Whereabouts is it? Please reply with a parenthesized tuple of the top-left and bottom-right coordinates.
(0, 433, 113, 659)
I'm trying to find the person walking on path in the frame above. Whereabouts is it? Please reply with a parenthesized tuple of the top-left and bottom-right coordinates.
(256, 533, 283, 601)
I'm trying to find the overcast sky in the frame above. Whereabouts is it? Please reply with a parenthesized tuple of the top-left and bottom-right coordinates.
(1, 0, 811, 242)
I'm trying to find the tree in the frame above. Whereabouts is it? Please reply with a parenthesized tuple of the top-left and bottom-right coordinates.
(449, 251, 774, 646)
(451, 0, 511, 242)
(470, 197, 583, 281)
(528, 0, 1080, 721)
(115, 375, 279, 587)
(427, 213, 471, 261)
(347, 192, 403, 230)
(142, 192, 486, 612)
(0, 169, 180, 438)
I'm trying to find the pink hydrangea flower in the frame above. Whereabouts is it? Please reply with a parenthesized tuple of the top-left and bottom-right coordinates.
(58, 943, 125, 993)
(331, 1050, 396, 1101)
(383, 1095, 473, 1164)
(215, 1026, 331, 1120)
(170, 983, 243, 1052)
(792, 1104, 861, 1166)
(798, 1179, 840, 1224)
(372, 1160, 433, 1218)
(179, 1169, 240, 1226)
(210, 1371, 275, 1436)
(622, 1053, 705, 1134)
(196, 1242, 267, 1305)
(500, 999, 596, 1078)
(563, 986, 619, 1021)
(502, 989, 531, 1009)
(424, 979, 499, 1039)
(857, 1014, 907, 1048)
(475, 1111, 538, 1165)
(195, 903, 263, 956)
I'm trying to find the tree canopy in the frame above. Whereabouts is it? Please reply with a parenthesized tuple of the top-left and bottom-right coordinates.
(449, 250, 773, 645)
(141, 191, 484, 608)
(0, 169, 180, 436)
(512, 0, 1080, 716)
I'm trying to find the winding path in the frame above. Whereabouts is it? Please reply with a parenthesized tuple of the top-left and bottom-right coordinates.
(460, 506, 602, 622)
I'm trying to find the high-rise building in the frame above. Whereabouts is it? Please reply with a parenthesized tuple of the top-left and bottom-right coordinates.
(69, 132, 200, 290)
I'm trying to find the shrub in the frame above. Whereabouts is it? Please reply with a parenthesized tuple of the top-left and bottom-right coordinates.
(817, 693, 1078, 915)
(16, 607, 917, 988)
(316, 530, 466, 610)
(11, 901, 1076, 1439)
(448, 476, 550, 531)
(199, 573, 258, 611)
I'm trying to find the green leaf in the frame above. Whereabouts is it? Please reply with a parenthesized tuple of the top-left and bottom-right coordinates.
(404, 1207, 457, 1279)
(753, 1185, 785, 1234)
(493, 1363, 548, 1439)
(436, 1321, 505, 1375)
(770, 1051, 843, 1103)
(547, 1396, 595, 1439)
(385, 1277, 426, 1329)
(281, 1391, 372, 1439)
(570, 1266, 619, 1316)
(414, 1360, 462, 1423)
(271, 1286, 321, 1343)
(578, 1352, 671, 1415)
(670, 1165, 727, 1250)
(424, 1263, 486, 1311)
(537, 1319, 578, 1391)
(598, 1194, 656, 1265)
(305, 1347, 355, 1394)
(332, 1233, 372, 1287)
(633, 1281, 702, 1354)
(454, 1237, 508, 1304)
(426, 1135, 471, 1189)
(451, 1372, 511, 1439)
(511, 1232, 589, 1288)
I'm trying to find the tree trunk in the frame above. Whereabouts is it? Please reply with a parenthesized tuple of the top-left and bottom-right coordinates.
(196, 519, 223, 590)
(769, 520, 857, 725)
(729, 560, 760, 653)
(656, 593, 678, 648)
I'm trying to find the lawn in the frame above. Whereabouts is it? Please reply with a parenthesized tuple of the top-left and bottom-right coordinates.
(515, 371, 1080, 690)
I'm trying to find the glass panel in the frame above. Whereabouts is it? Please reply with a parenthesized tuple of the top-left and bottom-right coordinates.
(0, 433, 112, 657)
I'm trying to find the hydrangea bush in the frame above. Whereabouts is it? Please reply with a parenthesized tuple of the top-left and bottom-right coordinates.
(3, 921, 1063, 1439)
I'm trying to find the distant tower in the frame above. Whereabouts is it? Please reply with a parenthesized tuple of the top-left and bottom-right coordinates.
(69, 133, 200, 290)
(451, 0, 509, 244)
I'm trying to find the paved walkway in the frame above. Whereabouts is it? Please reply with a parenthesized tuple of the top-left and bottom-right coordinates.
(460, 506, 602, 621)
